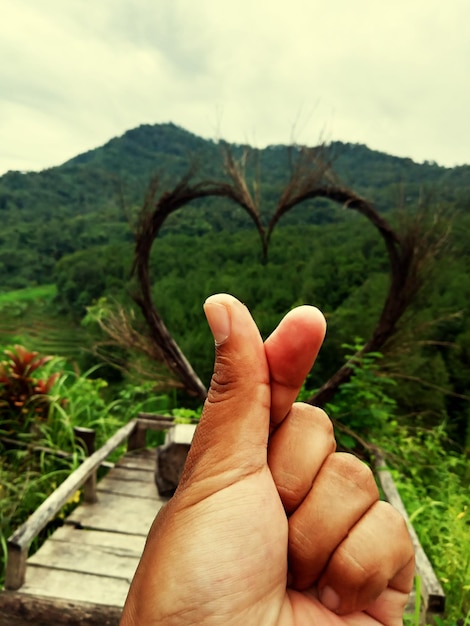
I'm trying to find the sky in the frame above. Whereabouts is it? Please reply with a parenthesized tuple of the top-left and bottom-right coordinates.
(1, 0, 469, 175)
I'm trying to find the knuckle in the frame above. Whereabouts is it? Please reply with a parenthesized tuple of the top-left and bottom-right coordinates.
(330, 453, 378, 496)
(312, 406, 335, 438)
(289, 515, 314, 554)
(207, 350, 267, 406)
(294, 404, 336, 443)
(206, 354, 240, 403)
(335, 543, 385, 593)
(375, 500, 404, 526)
(376, 501, 413, 544)
(207, 376, 236, 404)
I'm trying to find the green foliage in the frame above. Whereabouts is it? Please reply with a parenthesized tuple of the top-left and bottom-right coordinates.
(50, 206, 470, 449)
(432, 618, 470, 626)
(402, 576, 423, 626)
(2, 124, 469, 448)
(0, 346, 178, 587)
(0, 284, 57, 304)
(0, 448, 79, 584)
(54, 244, 133, 317)
(0, 284, 90, 365)
(324, 340, 397, 448)
(170, 406, 203, 423)
(116, 380, 173, 414)
(382, 424, 470, 623)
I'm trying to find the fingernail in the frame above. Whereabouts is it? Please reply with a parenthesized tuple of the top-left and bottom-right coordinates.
(204, 300, 231, 345)
(319, 586, 340, 612)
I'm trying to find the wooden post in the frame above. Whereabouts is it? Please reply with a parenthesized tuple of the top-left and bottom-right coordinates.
(129, 415, 177, 451)
(4, 544, 28, 591)
(127, 421, 146, 451)
(74, 427, 97, 504)
(155, 424, 197, 496)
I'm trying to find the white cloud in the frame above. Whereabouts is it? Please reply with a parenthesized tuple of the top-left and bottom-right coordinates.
(1, 0, 469, 174)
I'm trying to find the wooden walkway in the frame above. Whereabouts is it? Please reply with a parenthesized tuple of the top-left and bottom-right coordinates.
(0, 418, 445, 625)
(0, 418, 177, 626)
(28, 451, 163, 599)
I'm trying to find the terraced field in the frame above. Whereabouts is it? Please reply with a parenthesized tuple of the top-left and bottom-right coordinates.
(0, 285, 89, 360)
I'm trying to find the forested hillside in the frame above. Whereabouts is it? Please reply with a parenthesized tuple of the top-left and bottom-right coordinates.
(1, 123, 469, 448)
(1, 123, 469, 290)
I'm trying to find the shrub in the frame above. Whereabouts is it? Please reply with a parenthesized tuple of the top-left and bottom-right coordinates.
(0, 345, 62, 437)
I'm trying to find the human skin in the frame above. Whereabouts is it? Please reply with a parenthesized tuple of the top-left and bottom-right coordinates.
(120, 294, 414, 626)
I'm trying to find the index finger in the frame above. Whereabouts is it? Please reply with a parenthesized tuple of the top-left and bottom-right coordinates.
(264, 306, 326, 429)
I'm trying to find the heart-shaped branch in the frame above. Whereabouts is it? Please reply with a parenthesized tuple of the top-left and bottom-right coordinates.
(130, 144, 447, 408)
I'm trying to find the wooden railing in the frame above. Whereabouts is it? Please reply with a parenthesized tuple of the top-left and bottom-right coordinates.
(5, 415, 175, 591)
(375, 454, 446, 622)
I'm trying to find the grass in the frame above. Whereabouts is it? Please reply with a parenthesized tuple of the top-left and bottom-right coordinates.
(0, 284, 57, 304)
(381, 425, 470, 625)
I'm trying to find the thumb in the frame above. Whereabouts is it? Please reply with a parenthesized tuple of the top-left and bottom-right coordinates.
(179, 294, 271, 493)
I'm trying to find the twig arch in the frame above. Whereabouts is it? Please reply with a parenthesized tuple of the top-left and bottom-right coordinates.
(131, 146, 446, 406)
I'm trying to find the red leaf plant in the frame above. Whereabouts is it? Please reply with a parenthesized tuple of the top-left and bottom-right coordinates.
(0, 345, 61, 435)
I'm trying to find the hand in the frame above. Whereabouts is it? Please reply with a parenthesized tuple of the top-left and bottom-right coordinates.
(120, 294, 414, 625)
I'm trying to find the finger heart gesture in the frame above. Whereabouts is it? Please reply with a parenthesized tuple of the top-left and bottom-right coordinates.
(121, 294, 414, 626)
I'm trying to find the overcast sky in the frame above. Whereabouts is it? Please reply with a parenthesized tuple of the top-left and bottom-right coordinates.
(1, 0, 469, 175)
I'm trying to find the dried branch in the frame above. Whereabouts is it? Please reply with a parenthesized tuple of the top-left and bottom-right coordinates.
(88, 303, 185, 390)
(310, 205, 451, 406)
(387, 373, 470, 402)
(220, 144, 266, 257)
(130, 163, 267, 401)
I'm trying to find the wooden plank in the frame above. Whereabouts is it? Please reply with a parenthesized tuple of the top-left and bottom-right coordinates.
(127, 422, 147, 451)
(27, 535, 140, 580)
(74, 427, 97, 503)
(102, 464, 154, 486)
(5, 544, 27, 595)
(0, 592, 122, 626)
(38, 525, 146, 553)
(375, 456, 446, 616)
(128, 416, 174, 450)
(135, 417, 175, 431)
(97, 473, 159, 498)
(155, 424, 195, 496)
(21, 567, 130, 606)
(66, 490, 164, 535)
(101, 464, 155, 483)
(116, 449, 156, 471)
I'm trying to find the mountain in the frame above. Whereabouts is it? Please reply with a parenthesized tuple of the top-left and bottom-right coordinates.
(0, 123, 469, 290)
